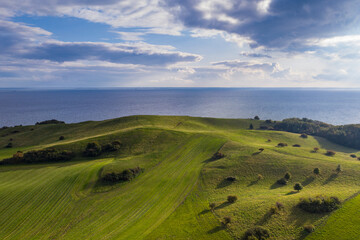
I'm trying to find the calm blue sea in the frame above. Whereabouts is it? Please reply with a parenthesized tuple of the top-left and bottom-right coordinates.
(1, 88, 360, 126)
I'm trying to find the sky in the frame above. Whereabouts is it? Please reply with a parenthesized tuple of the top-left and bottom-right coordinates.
(1, 0, 360, 88)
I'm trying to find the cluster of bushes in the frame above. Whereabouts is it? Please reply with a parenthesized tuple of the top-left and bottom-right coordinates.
(102, 167, 143, 183)
(298, 196, 341, 213)
(35, 119, 65, 125)
(274, 118, 360, 149)
(244, 226, 270, 240)
(83, 141, 122, 157)
(1, 149, 75, 165)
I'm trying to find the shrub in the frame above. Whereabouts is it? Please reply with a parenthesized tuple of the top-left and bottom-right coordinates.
(102, 167, 143, 183)
(102, 141, 122, 152)
(249, 124, 254, 129)
(313, 147, 319, 152)
(284, 172, 291, 181)
(258, 148, 264, 152)
(226, 176, 236, 182)
(257, 174, 264, 180)
(227, 195, 238, 203)
(304, 224, 315, 233)
(84, 142, 102, 157)
(298, 196, 341, 213)
(325, 150, 336, 156)
(277, 142, 288, 147)
(277, 178, 288, 185)
(336, 164, 342, 173)
(212, 151, 225, 160)
(292, 144, 301, 147)
(59, 136, 65, 140)
(265, 119, 272, 124)
(36, 119, 65, 125)
(313, 168, 320, 175)
(209, 202, 216, 210)
(5, 142, 12, 148)
(300, 133, 308, 138)
(267, 139, 272, 142)
(350, 154, 356, 158)
(254, 116, 260, 120)
(294, 183, 303, 192)
(244, 226, 270, 240)
(223, 216, 232, 225)
(276, 202, 285, 210)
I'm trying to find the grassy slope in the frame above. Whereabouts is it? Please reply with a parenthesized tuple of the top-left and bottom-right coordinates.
(0, 116, 360, 240)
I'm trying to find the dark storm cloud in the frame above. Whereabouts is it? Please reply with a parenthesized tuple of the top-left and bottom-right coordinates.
(164, 0, 360, 50)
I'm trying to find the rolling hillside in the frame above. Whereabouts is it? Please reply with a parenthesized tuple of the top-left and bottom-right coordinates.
(0, 116, 359, 239)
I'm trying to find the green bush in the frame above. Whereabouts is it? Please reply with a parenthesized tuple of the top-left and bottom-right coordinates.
(294, 183, 303, 192)
(350, 154, 356, 158)
(102, 141, 122, 152)
(300, 133, 308, 138)
(1, 149, 75, 164)
(277, 142, 288, 147)
(102, 167, 143, 183)
(84, 142, 102, 157)
(59, 136, 65, 140)
(244, 226, 270, 240)
(249, 124, 254, 129)
(325, 150, 336, 156)
(298, 196, 341, 213)
(313, 168, 320, 175)
(284, 172, 291, 181)
(292, 144, 301, 147)
(227, 195, 238, 203)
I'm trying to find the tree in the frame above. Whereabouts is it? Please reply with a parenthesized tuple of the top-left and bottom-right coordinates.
(254, 116, 260, 120)
(249, 123, 254, 129)
(284, 172, 291, 181)
(294, 183, 303, 192)
(313, 167, 320, 175)
(313, 147, 319, 152)
(336, 164, 342, 173)
(84, 142, 102, 157)
(227, 195, 238, 203)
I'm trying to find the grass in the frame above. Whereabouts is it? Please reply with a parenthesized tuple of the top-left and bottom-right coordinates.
(0, 115, 359, 239)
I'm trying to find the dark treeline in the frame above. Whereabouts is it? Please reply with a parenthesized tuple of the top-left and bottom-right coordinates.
(35, 119, 65, 125)
(1, 149, 75, 165)
(273, 118, 360, 149)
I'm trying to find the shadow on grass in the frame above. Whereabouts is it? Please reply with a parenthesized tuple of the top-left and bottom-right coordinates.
(247, 179, 259, 187)
(215, 202, 232, 210)
(216, 179, 234, 189)
(207, 225, 225, 234)
(302, 176, 315, 186)
(203, 157, 218, 164)
(252, 151, 261, 156)
(313, 136, 355, 153)
(323, 173, 339, 185)
(270, 182, 286, 189)
(286, 191, 298, 195)
(198, 209, 210, 215)
(256, 211, 273, 225)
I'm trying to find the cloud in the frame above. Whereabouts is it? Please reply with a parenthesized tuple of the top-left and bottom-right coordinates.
(213, 60, 277, 72)
(21, 41, 202, 66)
(165, 0, 360, 49)
(240, 52, 272, 58)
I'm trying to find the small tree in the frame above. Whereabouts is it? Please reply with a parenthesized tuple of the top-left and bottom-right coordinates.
(294, 183, 303, 192)
(313, 167, 320, 175)
(223, 216, 232, 225)
(254, 116, 260, 120)
(249, 123, 254, 129)
(227, 195, 238, 203)
(313, 147, 319, 152)
(284, 172, 291, 181)
(336, 164, 342, 173)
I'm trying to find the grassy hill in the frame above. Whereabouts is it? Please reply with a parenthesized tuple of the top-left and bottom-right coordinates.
(0, 116, 359, 239)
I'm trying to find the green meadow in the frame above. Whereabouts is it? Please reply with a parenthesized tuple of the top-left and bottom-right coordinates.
(0, 115, 359, 239)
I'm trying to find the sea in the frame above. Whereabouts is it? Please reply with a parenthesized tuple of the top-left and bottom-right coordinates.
(1, 88, 360, 127)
